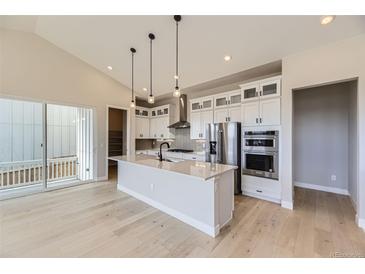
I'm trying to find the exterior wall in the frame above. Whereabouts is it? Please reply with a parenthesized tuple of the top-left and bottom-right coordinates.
(0, 99, 78, 162)
(281, 34, 365, 223)
(0, 29, 135, 180)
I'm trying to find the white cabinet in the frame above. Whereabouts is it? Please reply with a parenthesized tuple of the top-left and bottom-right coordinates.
(241, 76, 281, 103)
(259, 77, 281, 99)
(213, 90, 241, 123)
(214, 105, 241, 123)
(190, 110, 213, 140)
(149, 116, 174, 139)
(190, 96, 214, 113)
(228, 106, 241, 122)
(242, 174, 281, 203)
(241, 83, 260, 102)
(241, 102, 260, 126)
(214, 90, 241, 109)
(190, 112, 202, 140)
(134, 104, 174, 140)
(241, 76, 281, 127)
(260, 98, 281, 126)
(135, 117, 150, 139)
(214, 108, 228, 123)
(241, 98, 280, 126)
(135, 107, 149, 117)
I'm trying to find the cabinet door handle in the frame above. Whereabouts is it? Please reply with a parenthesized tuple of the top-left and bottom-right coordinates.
(256, 190, 263, 193)
(260, 118, 262, 123)
(256, 118, 259, 124)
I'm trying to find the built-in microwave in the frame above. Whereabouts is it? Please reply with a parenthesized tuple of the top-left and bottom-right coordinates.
(242, 130, 279, 180)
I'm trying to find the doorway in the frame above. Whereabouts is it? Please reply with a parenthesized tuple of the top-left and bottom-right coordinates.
(107, 107, 128, 182)
(293, 79, 358, 211)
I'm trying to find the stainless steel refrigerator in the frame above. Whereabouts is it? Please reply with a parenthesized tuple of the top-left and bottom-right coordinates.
(205, 122, 241, 194)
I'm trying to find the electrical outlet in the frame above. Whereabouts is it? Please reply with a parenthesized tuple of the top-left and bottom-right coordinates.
(331, 175, 337, 182)
(150, 183, 154, 191)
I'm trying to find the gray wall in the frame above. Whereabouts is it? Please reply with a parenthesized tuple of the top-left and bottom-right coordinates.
(293, 82, 353, 190)
(348, 81, 358, 207)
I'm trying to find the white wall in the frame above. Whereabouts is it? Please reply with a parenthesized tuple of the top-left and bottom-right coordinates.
(293, 82, 351, 191)
(348, 81, 358, 208)
(0, 28, 135, 180)
(281, 34, 365, 225)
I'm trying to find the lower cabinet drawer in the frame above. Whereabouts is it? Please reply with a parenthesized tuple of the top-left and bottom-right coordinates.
(242, 175, 281, 203)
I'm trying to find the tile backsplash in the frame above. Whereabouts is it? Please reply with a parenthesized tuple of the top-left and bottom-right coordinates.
(135, 128, 205, 152)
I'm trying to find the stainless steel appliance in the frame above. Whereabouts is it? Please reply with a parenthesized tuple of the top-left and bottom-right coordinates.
(205, 122, 241, 194)
(242, 130, 279, 179)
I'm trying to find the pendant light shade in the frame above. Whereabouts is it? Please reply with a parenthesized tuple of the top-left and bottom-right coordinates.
(173, 15, 182, 98)
(148, 33, 155, 104)
(130, 47, 136, 108)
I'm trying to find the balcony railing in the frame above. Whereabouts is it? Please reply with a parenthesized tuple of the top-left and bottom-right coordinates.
(0, 156, 78, 190)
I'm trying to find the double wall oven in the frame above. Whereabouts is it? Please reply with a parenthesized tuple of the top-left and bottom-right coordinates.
(242, 130, 279, 180)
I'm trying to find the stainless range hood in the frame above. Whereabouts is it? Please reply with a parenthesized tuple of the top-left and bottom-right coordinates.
(168, 94, 190, 129)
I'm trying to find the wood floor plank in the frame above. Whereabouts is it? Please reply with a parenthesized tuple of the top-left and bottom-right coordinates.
(1, 172, 364, 258)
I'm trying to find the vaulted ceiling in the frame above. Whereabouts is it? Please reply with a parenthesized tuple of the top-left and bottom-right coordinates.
(1, 15, 365, 98)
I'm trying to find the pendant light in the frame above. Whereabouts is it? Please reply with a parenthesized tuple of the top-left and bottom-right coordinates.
(173, 15, 182, 98)
(130, 47, 136, 108)
(148, 33, 155, 104)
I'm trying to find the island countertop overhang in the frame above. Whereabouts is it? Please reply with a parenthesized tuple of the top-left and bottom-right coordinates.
(109, 155, 237, 181)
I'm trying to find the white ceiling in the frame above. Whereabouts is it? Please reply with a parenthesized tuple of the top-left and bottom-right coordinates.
(1, 15, 365, 98)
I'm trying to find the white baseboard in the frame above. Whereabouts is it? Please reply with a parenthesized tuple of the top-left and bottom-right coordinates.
(117, 184, 219, 237)
(294, 181, 349, 195)
(96, 176, 108, 182)
(281, 200, 294, 210)
(242, 191, 281, 204)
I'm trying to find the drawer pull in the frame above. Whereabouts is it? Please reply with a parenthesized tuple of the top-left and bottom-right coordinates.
(256, 190, 263, 193)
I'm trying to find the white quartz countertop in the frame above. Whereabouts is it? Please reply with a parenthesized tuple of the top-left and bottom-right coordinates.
(109, 155, 237, 180)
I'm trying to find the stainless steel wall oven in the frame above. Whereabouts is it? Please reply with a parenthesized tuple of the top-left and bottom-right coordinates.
(242, 130, 279, 179)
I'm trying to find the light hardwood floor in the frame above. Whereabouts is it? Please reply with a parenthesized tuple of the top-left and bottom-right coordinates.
(1, 168, 364, 258)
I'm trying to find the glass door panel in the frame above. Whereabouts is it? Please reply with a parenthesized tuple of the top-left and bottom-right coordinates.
(0, 98, 44, 195)
(46, 104, 93, 188)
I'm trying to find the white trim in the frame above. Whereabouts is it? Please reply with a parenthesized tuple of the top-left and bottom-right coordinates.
(118, 184, 218, 237)
(357, 216, 365, 231)
(281, 200, 294, 210)
(294, 181, 349, 195)
(106, 105, 130, 181)
(242, 191, 281, 204)
(96, 176, 108, 182)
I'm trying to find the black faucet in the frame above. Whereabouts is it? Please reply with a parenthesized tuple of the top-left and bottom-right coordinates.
(158, 142, 170, 161)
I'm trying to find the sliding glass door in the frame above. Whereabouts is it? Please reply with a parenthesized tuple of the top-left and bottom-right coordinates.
(0, 98, 94, 198)
(0, 98, 44, 193)
(46, 104, 93, 188)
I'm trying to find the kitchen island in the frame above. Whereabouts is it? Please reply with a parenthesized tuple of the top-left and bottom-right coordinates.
(109, 155, 237, 237)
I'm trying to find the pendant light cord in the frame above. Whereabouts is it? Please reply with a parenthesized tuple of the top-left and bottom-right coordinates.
(132, 51, 134, 101)
(175, 20, 179, 89)
(150, 37, 152, 97)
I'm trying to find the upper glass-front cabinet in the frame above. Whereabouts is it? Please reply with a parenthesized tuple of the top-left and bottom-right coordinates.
(241, 76, 281, 102)
(260, 78, 281, 98)
(241, 84, 260, 102)
(190, 96, 213, 113)
(214, 90, 241, 109)
(135, 107, 149, 117)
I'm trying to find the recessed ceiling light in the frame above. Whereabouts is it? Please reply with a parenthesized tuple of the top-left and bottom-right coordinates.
(320, 15, 335, 25)
(107, 65, 113, 71)
(224, 55, 232, 61)
(142, 87, 147, 92)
